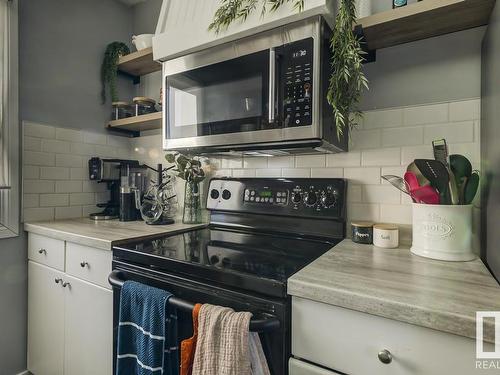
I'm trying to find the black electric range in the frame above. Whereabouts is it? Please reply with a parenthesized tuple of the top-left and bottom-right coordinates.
(110, 177, 347, 375)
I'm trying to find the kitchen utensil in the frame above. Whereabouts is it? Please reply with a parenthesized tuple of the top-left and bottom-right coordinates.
(381, 175, 411, 196)
(407, 162, 430, 187)
(450, 154, 473, 204)
(132, 34, 153, 51)
(404, 172, 421, 192)
(411, 185, 440, 205)
(432, 139, 459, 205)
(414, 159, 451, 204)
(464, 171, 480, 205)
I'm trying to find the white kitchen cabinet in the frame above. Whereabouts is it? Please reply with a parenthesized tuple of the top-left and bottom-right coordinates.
(290, 358, 341, 375)
(27, 233, 113, 375)
(28, 261, 65, 375)
(292, 296, 493, 375)
(64, 275, 113, 375)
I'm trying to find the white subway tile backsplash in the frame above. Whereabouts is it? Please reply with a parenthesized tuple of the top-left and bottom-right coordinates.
(40, 194, 70, 207)
(55, 206, 82, 220)
(255, 168, 281, 177)
(107, 135, 130, 148)
(24, 137, 42, 151)
(282, 168, 311, 178)
(70, 168, 88, 180)
(351, 129, 381, 150)
(24, 122, 55, 139)
(82, 181, 108, 193)
(449, 100, 477, 122)
(95, 145, 117, 158)
(83, 131, 107, 145)
(70, 142, 95, 156)
(24, 166, 40, 179)
(232, 169, 256, 177)
(70, 193, 95, 206)
(363, 185, 401, 204)
(382, 127, 423, 147)
(326, 152, 361, 167)
(41, 139, 71, 154)
(56, 154, 84, 168)
(310, 168, 343, 178)
(56, 128, 83, 142)
(23, 194, 39, 208)
(24, 151, 55, 166)
(344, 168, 380, 185)
(267, 156, 294, 168)
(448, 143, 480, 165)
(381, 166, 406, 183)
(424, 121, 475, 145)
(347, 185, 362, 203)
(24, 207, 54, 222)
(221, 157, 243, 169)
(403, 103, 448, 125)
(243, 157, 267, 169)
(401, 145, 433, 165)
(24, 180, 55, 194)
(295, 154, 326, 168)
(348, 203, 380, 222)
(361, 148, 400, 166)
(55, 181, 82, 193)
(214, 169, 233, 177)
(362, 108, 403, 129)
(380, 204, 412, 225)
(40, 167, 70, 180)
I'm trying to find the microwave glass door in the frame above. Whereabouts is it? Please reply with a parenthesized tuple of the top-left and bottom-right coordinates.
(166, 49, 278, 140)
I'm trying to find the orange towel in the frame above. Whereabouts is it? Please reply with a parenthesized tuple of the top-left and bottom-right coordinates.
(180, 303, 202, 375)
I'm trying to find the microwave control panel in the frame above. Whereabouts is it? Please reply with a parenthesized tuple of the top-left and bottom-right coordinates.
(281, 38, 314, 128)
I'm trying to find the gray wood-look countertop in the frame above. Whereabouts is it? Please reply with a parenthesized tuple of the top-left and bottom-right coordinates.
(288, 240, 500, 343)
(24, 218, 206, 250)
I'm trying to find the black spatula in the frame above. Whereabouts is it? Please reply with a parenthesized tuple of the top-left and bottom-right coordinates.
(414, 159, 451, 205)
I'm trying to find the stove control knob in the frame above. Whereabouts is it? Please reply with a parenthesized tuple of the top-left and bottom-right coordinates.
(292, 192, 302, 204)
(222, 189, 231, 200)
(304, 192, 318, 207)
(210, 189, 220, 200)
(321, 192, 336, 208)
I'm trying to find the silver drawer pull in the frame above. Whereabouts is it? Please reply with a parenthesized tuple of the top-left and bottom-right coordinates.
(54, 278, 63, 285)
(38, 249, 47, 255)
(378, 349, 393, 364)
(80, 261, 89, 268)
(62, 281, 71, 288)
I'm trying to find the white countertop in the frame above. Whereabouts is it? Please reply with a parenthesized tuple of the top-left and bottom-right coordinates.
(24, 218, 206, 250)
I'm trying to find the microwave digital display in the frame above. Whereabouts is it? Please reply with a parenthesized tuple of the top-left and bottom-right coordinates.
(293, 50, 307, 59)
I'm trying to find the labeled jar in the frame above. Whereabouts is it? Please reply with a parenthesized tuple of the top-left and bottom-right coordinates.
(373, 224, 399, 249)
(111, 101, 132, 120)
(133, 96, 156, 116)
(351, 222, 374, 244)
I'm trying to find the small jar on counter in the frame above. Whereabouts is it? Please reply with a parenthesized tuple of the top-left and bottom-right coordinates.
(111, 101, 132, 120)
(351, 222, 374, 244)
(133, 97, 157, 116)
(373, 224, 399, 248)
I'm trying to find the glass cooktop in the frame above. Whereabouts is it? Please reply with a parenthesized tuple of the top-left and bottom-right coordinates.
(113, 227, 338, 298)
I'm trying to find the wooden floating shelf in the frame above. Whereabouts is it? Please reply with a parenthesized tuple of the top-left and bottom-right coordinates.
(107, 112, 162, 133)
(357, 0, 496, 51)
(118, 47, 161, 77)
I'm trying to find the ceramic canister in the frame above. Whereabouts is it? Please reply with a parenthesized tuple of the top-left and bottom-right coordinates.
(351, 222, 374, 244)
(373, 224, 399, 248)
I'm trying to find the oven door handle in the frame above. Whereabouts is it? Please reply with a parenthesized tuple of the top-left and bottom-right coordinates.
(268, 47, 277, 124)
(108, 270, 281, 333)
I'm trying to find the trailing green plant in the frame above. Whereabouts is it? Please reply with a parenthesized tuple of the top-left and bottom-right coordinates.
(209, 0, 368, 138)
(165, 153, 206, 183)
(100, 42, 130, 104)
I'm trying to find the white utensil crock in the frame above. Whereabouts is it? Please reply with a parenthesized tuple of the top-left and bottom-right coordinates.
(411, 203, 475, 262)
(356, 0, 372, 18)
(132, 34, 153, 51)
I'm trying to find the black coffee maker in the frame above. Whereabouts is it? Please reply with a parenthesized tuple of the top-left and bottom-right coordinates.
(88, 158, 144, 221)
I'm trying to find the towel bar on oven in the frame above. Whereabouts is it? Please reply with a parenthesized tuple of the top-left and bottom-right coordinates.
(108, 270, 281, 333)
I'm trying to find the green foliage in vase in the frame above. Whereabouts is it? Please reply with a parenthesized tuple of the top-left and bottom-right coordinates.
(208, 0, 368, 138)
(165, 153, 206, 183)
(100, 42, 130, 104)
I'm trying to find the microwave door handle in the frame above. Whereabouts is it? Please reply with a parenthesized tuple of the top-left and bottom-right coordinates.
(268, 48, 276, 124)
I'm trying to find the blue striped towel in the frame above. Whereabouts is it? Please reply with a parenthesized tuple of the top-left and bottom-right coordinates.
(116, 281, 179, 375)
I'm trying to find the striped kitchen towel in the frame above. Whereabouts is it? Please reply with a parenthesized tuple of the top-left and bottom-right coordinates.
(116, 281, 179, 375)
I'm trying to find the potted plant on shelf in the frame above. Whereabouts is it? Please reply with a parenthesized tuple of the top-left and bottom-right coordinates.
(209, 0, 368, 138)
(165, 152, 207, 224)
(100, 42, 130, 104)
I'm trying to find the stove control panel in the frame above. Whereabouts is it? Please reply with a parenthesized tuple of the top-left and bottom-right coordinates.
(207, 178, 346, 219)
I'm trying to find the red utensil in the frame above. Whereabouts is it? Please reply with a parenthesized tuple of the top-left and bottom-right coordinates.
(411, 185, 440, 205)
(404, 172, 420, 191)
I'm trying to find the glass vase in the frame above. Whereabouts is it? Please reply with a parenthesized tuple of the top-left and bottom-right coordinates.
(183, 180, 202, 224)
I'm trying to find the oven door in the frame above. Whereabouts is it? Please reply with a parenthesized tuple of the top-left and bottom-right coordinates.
(162, 17, 323, 152)
(110, 261, 289, 375)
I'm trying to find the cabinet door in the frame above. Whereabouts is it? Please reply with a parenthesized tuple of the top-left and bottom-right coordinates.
(63, 275, 113, 375)
(28, 261, 65, 375)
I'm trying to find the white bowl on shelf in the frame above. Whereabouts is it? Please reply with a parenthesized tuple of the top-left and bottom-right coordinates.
(132, 34, 153, 51)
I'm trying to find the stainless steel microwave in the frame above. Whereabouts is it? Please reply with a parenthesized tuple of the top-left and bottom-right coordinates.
(162, 16, 348, 155)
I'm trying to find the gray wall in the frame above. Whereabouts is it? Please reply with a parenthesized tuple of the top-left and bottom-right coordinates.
(361, 26, 484, 110)
(481, 0, 500, 281)
(133, 0, 163, 34)
(19, 0, 134, 131)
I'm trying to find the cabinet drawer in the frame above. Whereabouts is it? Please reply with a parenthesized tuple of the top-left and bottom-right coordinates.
(28, 233, 65, 271)
(292, 297, 492, 375)
(290, 358, 341, 375)
(65, 243, 112, 289)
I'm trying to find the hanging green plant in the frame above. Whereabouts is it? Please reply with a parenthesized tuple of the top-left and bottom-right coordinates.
(100, 42, 130, 104)
(208, 0, 368, 138)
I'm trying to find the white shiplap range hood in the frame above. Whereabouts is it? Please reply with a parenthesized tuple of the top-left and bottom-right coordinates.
(153, 0, 335, 62)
